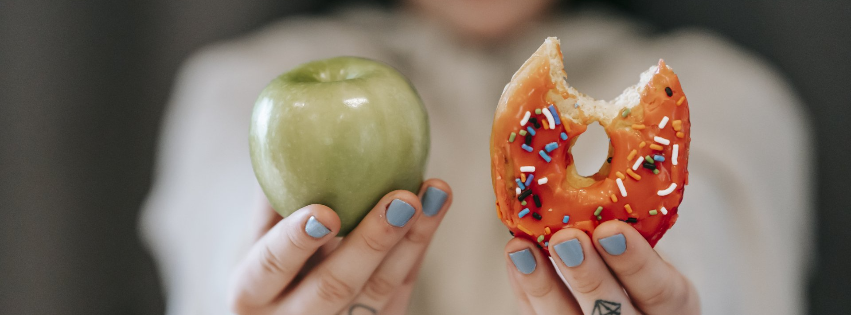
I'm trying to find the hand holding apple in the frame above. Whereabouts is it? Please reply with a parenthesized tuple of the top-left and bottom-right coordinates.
(249, 57, 430, 235)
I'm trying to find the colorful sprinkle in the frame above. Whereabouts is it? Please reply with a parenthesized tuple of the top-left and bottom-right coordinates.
(621, 108, 631, 118)
(530, 117, 541, 129)
(525, 133, 532, 146)
(518, 224, 532, 235)
(653, 169, 660, 174)
(626, 169, 642, 180)
(597, 215, 603, 220)
(545, 241, 549, 247)
(520, 173, 526, 183)
(545, 142, 558, 153)
(627, 149, 638, 161)
(677, 96, 686, 105)
(520, 111, 531, 126)
(542, 107, 556, 129)
(548, 105, 562, 125)
(535, 108, 542, 115)
(665, 87, 673, 97)
(649, 209, 658, 216)
(615, 171, 625, 180)
(542, 120, 550, 129)
(532, 212, 542, 220)
(672, 120, 683, 131)
(537, 177, 548, 185)
(521, 200, 527, 206)
(649, 144, 664, 151)
(616, 178, 627, 197)
(653, 155, 665, 162)
(672, 144, 679, 165)
(640, 141, 646, 148)
(519, 129, 527, 136)
(632, 156, 644, 171)
(521, 144, 533, 152)
(520, 166, 535, 172)
(563, 215, 570, 224)
(526, 126, 536, 136)
(658, 183, 677, 196)
(654, 136, 671, 145)
(659, 116, 669, 129)
(594, 206, 603, 216)
(525, 174, 534, 187)
(537, 235, 545, 243)
(661, 206, 668, 215)
(610, 194, 618, 202)
(644, 155, 654, 163)
(533, 195, 541, 207)
(560, 132, 568, 141)
(625, 217, 638, 223)
(544, 227, 551, 235)
(624, 204, 633, 214)
(516, 187, 521, 195)
(518, 208, 530, 218)
(643, 161, 657, 170)
(518, 189, 532, 201)
(539, 150, 552, 163)
(676, 132, 685, 138)
(509, 132, 516, 142)
(632, 124, 646, 130)
(515, 179, 526, 190)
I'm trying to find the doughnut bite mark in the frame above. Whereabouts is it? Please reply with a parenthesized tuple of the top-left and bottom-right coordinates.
(490, 37, 691, 254)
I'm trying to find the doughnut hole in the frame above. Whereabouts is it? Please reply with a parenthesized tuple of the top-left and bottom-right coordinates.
(565, 122, 613, 188)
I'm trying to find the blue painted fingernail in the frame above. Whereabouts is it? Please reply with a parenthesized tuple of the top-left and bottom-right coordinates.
(386, 199, 415, 227)
(600, 234, 627, 256)
(305, 216, 330, 238)
(554, 239, 584, 267)
(421, 187, 448, 217)
(509, 249, 537, 275)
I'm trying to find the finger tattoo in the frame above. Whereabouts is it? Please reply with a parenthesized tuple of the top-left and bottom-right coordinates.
(348, 303, 377, 315)
(591, 299, 621, 315)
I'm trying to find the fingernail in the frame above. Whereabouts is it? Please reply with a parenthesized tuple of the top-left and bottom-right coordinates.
(553, 239, 584, 267)
(305, 216, 330, 238)
(421, 187, 448, 217)
(599, 234, 627, 256)
(386, 199, 415, 227)
(509, 248, 536, 274)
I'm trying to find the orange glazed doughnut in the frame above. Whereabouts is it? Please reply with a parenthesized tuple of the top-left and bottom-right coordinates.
(490, 37, 690, 252)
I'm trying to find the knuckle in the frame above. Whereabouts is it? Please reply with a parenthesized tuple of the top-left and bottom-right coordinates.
(618, 254, 651, 279)
(362, 275, 397, 300)
(524, 281, 556, 298)
(569, 269, 605, 295)
(316, 269, 356, 303)
(259, 244, 294, 276)
(360, 231, 394, 253)
(640, 270, 685, 308)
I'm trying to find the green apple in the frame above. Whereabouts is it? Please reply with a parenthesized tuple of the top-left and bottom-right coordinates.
(249, 57, 430, 235)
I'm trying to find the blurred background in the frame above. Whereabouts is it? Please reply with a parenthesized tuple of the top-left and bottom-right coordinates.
(1, 0, 848, 314)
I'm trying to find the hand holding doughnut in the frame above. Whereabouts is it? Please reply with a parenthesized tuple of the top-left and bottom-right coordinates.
(490, 37, 691, 251)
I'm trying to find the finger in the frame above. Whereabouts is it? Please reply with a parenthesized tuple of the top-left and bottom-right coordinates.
(547, 228, 640, 315)
(278, 190, 423, 314)
(506, 258, 537, 315)
(378, 250, 424, 315)
(250, 193, 281, 241)
(348, 179, 453, 310)
(506, 238, 582, 315)
(592, 221, 700, 314)
(229, 204, 340, 313)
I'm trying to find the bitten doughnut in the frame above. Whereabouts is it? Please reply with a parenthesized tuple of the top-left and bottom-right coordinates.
(490, 37, 690, 252)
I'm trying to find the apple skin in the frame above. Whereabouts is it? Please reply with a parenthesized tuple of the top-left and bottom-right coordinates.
(249, 57, 430, 235)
